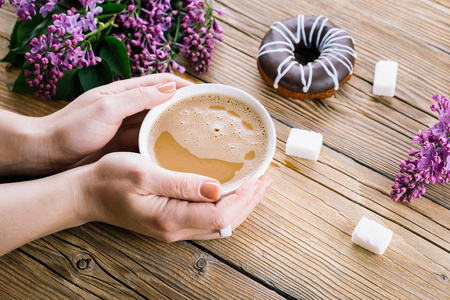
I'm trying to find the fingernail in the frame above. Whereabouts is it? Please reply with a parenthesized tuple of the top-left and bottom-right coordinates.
(254, 179, 263, 192)
(200, 181, 221, 201)
(264, 177, 274, 191)
(155, 82, 176, 94)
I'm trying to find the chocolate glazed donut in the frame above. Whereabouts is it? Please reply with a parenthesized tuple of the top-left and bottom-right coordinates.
(257, 15, 357, 100)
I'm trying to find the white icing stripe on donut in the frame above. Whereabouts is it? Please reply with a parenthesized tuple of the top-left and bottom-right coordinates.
(322, 50, 354, 74)
(259, 40, 294, 51)
(324, 52, 353, 74)
(317, 57, 340, 90)
(300, 15, 308, 48)
(270, 25, 295, 49)
(315, 17, 328, 49)
(299, 62, 313, 93)
(258, 48, 294, 57)
(327, 35, 354, 43)
(274, 57, 298, 89)
(308, 16, 323, 48)
(257, 15, 357, 93)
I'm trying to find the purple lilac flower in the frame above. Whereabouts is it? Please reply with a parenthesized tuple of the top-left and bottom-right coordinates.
(80, 0, 104, 11)
(180, 0, 224, 75)
(10, 0, 37, 21)
(5, 0, 224, 98)
(39, 0, 57, 18)
(113, 1, 185, 76)
(83, 10, 100, 31)
(391, 94, 450, 203)
(23, 4, 103, 99)
(9, 0, 57, 21)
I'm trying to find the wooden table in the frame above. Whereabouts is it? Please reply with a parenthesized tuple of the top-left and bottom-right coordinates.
(1, 0, 449, 298)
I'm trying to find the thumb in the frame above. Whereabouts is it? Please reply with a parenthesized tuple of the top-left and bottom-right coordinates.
(107, 81, 177, 120)
(148, 167, 223, 202)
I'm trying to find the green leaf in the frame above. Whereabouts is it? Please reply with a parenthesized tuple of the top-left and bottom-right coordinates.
(1, 21, 22, 64)
(7, 20, 20, 50)
(100, 3, 126, 15)
(100, 36, 131, 79)
(11, 45, 31, 55)
(54, 69, 84, 100)
(0, 51, 24, 66)
(16, 15, 47, 47)
(10, 62, 37, 93)
(78, 61, 114, 92)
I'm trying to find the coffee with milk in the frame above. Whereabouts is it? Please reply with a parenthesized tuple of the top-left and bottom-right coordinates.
(146, 93, 269, 188)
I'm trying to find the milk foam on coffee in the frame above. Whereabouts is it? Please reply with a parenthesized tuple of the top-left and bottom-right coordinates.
(147, 93, 268, 187)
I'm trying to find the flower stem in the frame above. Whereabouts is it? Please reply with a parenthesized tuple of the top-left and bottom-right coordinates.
(173, 0, 182, 43)
(85, 18, 114, 41)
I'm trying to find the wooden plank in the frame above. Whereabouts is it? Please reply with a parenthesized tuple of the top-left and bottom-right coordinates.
(272, 119, 449, 251)
(185, 2, 450, 208)
(0, 249, 96, 299)
(0, 0, 448, 299)
(179, 40, 450, 210)
(193, 118, 449, 299)
(0, 223, 284, 299)
(183, 0, 450, 298)
(216, 0, 450, 111)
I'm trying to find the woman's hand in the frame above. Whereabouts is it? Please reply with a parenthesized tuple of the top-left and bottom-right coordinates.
(0, 73, 192, 176)
(0, 151, 272, 256)
(42, 73, 193, 172)
(77, 152, 273, 242)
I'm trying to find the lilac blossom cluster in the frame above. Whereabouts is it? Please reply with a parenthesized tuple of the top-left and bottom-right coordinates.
(1, 0, 224, 99)
(391, 94, 450, 203)
(23, 2, 103, 99)
(180, 0, 224, 75)
(112, 0, 224, 77)
(9, 0, 57, 21)
(113, 0, 185, 76)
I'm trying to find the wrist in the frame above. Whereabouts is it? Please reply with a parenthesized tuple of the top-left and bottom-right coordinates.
(22, 116, 55, 173)
(0, 165, 93, 255)
(0, 111, 54, 175)
(71, 163, 99, 224)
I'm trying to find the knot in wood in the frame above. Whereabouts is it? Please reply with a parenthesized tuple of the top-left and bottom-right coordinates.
(76, 258, 91, 270)
(195, 258, 207, 270)
(437, 274, 449, 283)
(74, 253, 95, 272)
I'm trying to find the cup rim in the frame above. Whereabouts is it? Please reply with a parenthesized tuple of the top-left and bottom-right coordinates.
(138, 83, 276, 196)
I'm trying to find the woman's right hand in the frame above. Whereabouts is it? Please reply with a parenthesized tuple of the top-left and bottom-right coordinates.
(76, 152, 273, 242)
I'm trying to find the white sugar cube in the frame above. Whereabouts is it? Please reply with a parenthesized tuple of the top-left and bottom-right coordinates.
(372, 60, 398, 97)
(285, 128, 323, 161)
(351, 217, 393, 255)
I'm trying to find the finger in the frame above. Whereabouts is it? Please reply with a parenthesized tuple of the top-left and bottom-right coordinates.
(96, 73, 194, 95)
(103, 81, 177, 121)
(163, 175, 271, 233)
(231, 175, 273, 229)
(146, 166, 222, 202)
(175, 229, 220, 241)
(210, 174, 272, 231)
(215, 177, 266, 229)
(157, 228, 220, 242)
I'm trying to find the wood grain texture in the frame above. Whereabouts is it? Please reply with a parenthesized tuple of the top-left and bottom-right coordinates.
(188, 0, 449, 298)
(0, 0, 449, 299)
(1, 223, 283, 299)
(194, 120, 450, 299)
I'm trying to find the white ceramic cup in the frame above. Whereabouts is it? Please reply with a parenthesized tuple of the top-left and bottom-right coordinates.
(138, 83, 276, 196)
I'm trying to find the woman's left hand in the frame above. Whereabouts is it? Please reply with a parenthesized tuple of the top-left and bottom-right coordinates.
(41, 73, 193, 172)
